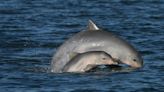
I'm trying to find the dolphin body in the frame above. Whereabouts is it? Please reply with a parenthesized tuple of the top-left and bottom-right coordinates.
(51, 20, 143, 73)
(62, 51, 118, 73)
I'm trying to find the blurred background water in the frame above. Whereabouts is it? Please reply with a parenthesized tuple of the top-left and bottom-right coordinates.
(0, 0, 163, 92)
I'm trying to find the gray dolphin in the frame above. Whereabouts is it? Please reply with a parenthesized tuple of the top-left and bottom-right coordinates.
(51, 20, 143, 73)
(62, 51, 118, 73)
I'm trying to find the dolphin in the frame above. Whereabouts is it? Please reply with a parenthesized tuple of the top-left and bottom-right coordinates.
(51, 20, 143, 73)
(62, 51, 118, 73)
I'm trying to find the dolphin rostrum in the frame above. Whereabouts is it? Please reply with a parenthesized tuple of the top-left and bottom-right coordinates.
(51, 20, 143, 73)
(62, 51, 118, 73)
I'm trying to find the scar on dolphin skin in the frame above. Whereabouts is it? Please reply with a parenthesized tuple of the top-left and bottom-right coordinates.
(62, 51, 118, 73)
(51, 20, 143, 73)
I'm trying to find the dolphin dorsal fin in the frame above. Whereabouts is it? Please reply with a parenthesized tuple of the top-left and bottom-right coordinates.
(87, 20, 99, 31)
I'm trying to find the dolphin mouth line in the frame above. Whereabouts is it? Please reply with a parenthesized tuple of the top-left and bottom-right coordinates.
(84, 58, 129, 72)
(85, 63, 129, 73)
(85, 63, 140, 73)
(85, 64, 122, 73)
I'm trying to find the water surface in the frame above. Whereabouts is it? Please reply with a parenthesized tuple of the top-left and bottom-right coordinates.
(0, 0, 164, 92)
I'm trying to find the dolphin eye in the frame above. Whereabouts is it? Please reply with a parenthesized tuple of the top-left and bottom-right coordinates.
(133, 59, 137, 61)
(102, 58, 106, 60)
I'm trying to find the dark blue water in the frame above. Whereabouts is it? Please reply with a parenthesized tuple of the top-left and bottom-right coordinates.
(0, 0, 163, 92)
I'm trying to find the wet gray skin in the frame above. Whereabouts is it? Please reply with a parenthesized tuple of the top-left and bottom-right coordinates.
(51, 20, 143, 73)
(62, 51, 118, 73)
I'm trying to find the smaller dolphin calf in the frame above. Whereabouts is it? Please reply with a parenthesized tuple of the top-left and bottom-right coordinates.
(62, 51, 118, 73)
